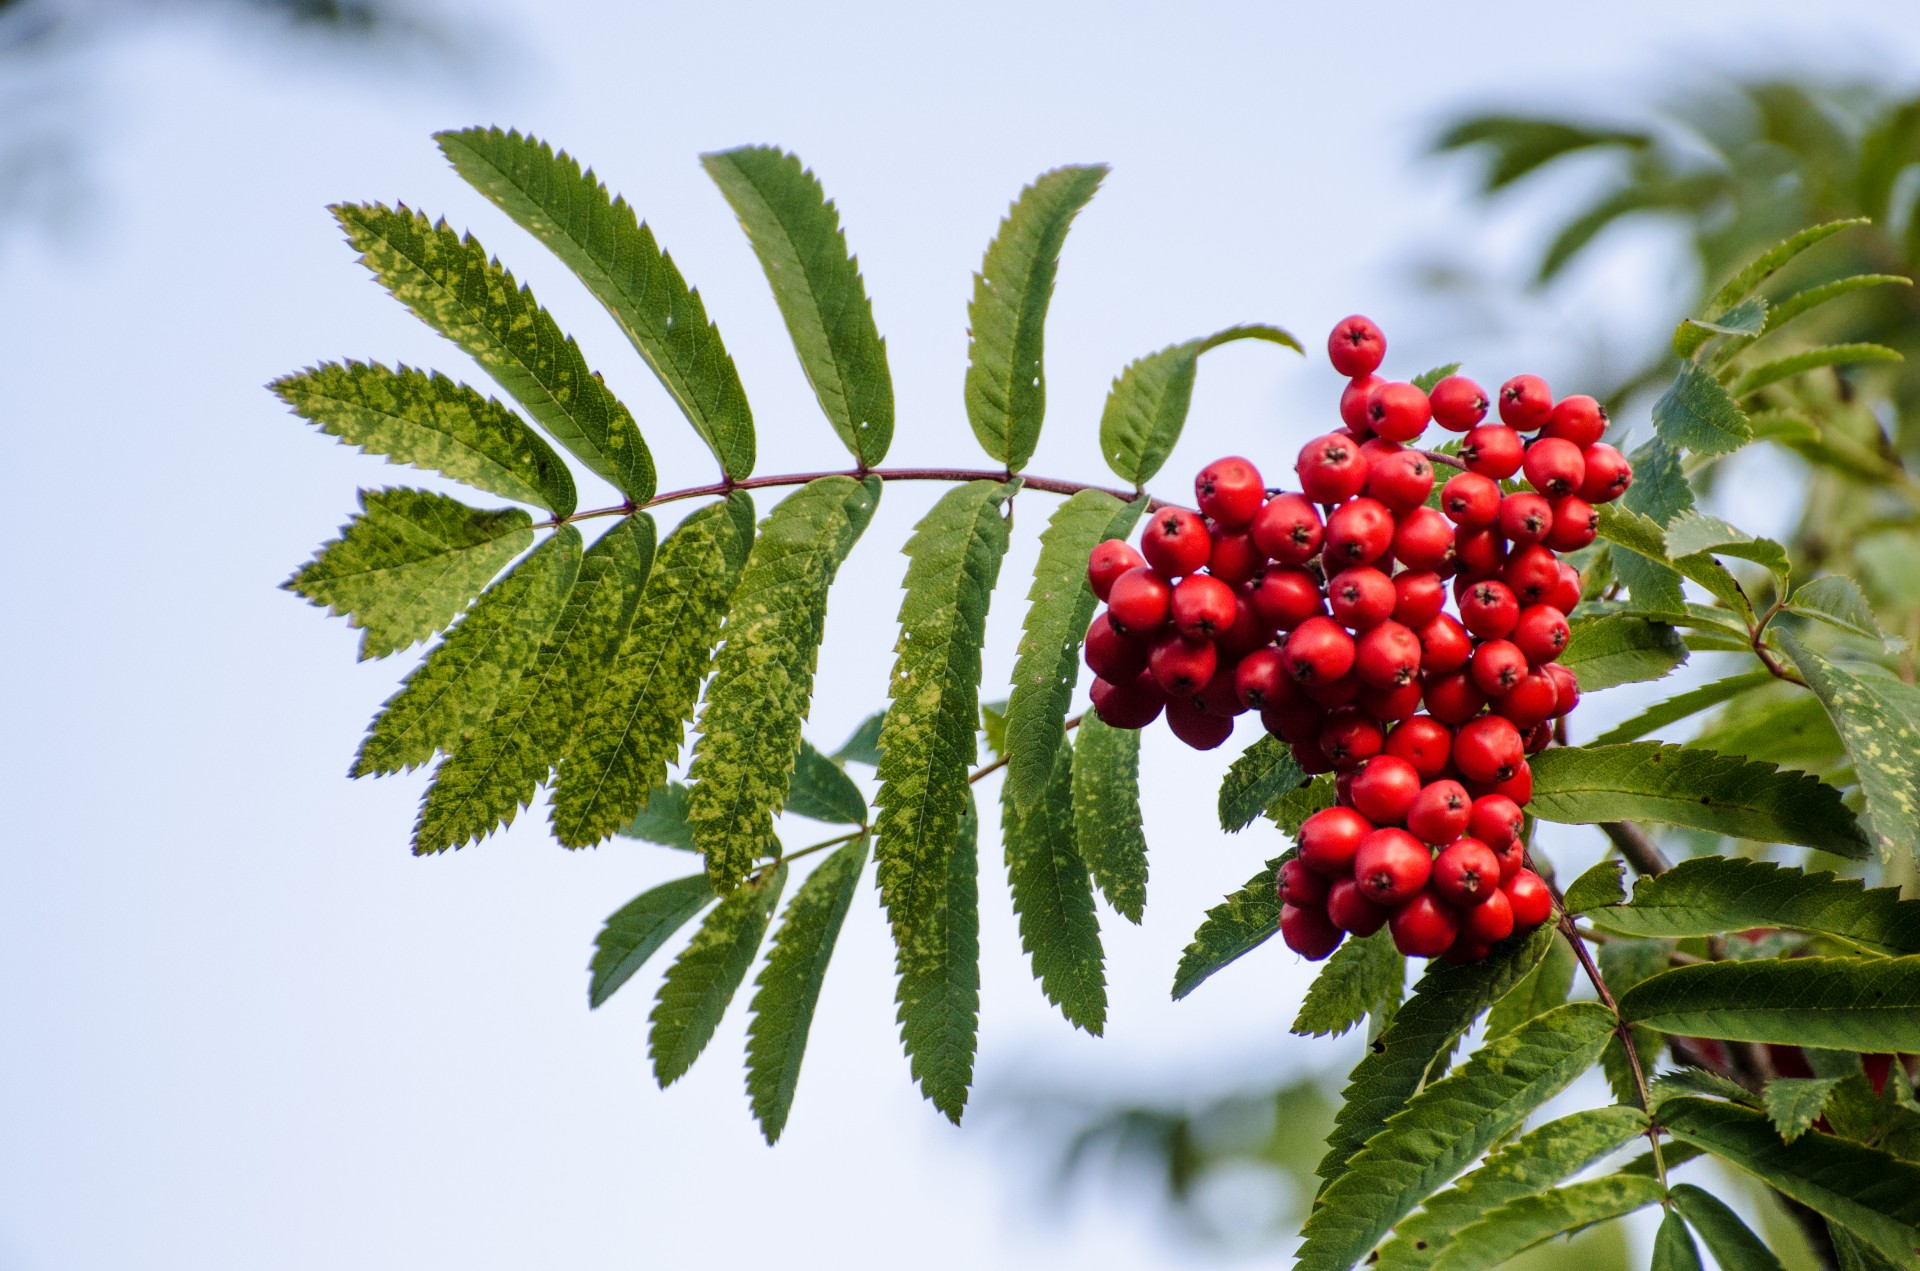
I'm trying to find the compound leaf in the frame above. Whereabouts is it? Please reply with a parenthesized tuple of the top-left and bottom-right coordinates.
(1583, 856, 1920, 955)
(1292, 928, 1403, 1040)
(649, 862, 785, 1087)
(1620, 957, 1920, 1052)
(1706, 218, 1868, 315)
(1219, 734, 1310, 833)
(1071, 713, 1148, 924)
(1002, 737, 1105, 1033)
(1783, 633, 1920, 860)
(588, 872, 714, 1008)
(893, 790, 981, 1123)
(1099, 324, 1300, 486)
(1171, 854, 1286, 1001)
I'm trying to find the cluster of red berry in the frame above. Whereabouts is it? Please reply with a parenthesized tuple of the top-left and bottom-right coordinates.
(1081, 315, 1635, 964)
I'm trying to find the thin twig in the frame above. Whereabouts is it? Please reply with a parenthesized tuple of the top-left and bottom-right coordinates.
(1600, 821, 1673, 876)
(968, 713, 1087, 787)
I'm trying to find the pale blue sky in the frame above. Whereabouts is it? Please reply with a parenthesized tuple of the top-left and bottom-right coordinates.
(4, 2, 1918, 1268)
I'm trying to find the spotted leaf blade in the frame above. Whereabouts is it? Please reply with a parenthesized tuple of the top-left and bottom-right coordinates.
(286, 488, 533, 660)
(1619, 957, 1920, 1052)
(1098, 324, 1301, 486)
(964, 164, 1106, 470)
(272, 360, 576, 515)
(702, 147, 893, 466)
(1071, 715, 1148, 924)
(414, 515, 656, 853)
(333, 202, 655, 502)
(1003, 738, 1105, 1034)
(1004, 490, 1144, 809)
(588, 872, 714, 1008)
(437, 127, 756, 478)
(746, 835, 867, 1143)
(649, 863, 786, 1087)
(894, 791, 982, 1123)
(1782, 633, 1920, 861)
(689, 477, 881, 892)
(1584, 856, 1920, 954)
(1218, 734, 1309, 832)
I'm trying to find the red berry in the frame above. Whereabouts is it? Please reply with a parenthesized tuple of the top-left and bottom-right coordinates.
(1505, 869, 1554, 929)
(1455, 715, 1525, 784)
(1085, 614, 1147, 681)
(1355, 620, 1422, 689)
(1148, 632, 1217, 696)
(1577, 443, 1633, 503)
(1392, 571, 1446, 627)
(1263, 699, 1323, 745)
(1297, 433, 1370, 503)
(1351, 755, 1422, 824)
(1469, 794, 1525, 852)
(1141, 507, 1211, 577)
(1250, 565, 1325, 630)
(1303, 673, 1361, 708)
(1498, 492, 1555, 545)
(1328, 314, 1387, 378)
(1235, 648, 1290, 710)
(1544, 394, 1607, 448)
(1107, 566, 1173, 634)
(1360, 436, 1405, 463)
(1193, 662, 1248, 717)
(1512, 605, 1570, 665)
(1490, 837, 1526, 886)
(1172, 574, 1239, 641)
(1368, 381, 1432, 443)
(1355, 827, 1432, 905)
(1358, 678, 1424, 723)
(1367, 449, 1436, 511)
(1206, 527, 1265, 587)
(1165, 696, 1234, 750)
(1281, 902, 1346, 960)
(1417, 614, 1472, 674)
(1341, 374, 1383, 432)
(1215, 592, 1271, 659)
(1548, 563, 1583, 614)
(1276, 857, 1330, 908)
(1523, 437, 1586, 499)
(1327, 878, 1390, 935)
(1460, 424, 1524, 478)
(1544, 662, 1581, 716)
(1544, 496, 1597, 551)
(1445, 934, 1495, 965)
(1251, 493, 1326, 565)
(1088, 538, 1146, 601)
(1285, 616, 1357, 685)
(1325, 497, 1395, 567)
(1299, 806, 1373, 877)
(1393, 506, 1456, 573)
(1432, 837, 1503, 908)
(1328, 567, 1396, 630)
(1195, 456, 1265, 528)
(1504, 545, 1560, 605)
(1090, 672, 1166, 730)
(1498, 374, 1553, 431)
(1407, 779, 1473, 846)
(1524, 720, 1555, 754)
(1461, 579, 1520, 640)
(1440, 471, 1501, 529)
(1429, 375, 1489, 431)
(1319, 706, 1385, 769)
(1423, 670, 1488, 725)
(1387, 716, 1453, 781)
(1485, 760, 1534, 806)
(1464, 887, 1515, 942)
(1391, 891, 1461, 957)
(1454, 526, 1509, 580)
(1470, 639, 1529, 698)
(1494, 670, 1559, 729)
(1292, 741, 1336, 775)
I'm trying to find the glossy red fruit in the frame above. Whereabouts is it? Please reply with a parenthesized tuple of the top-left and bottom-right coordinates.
(1367, 448, 1436, 511)
(1461, 424, 1525, 478)
(1407, 779, 1472, 846)
(1299, 806, 1374, 878)
(1292, 741, 1336, 774)
(1387, 716, 1453, 780)
(1328, 314, 1387, 378)
(1196, 456, 1265, 528)
(1165, 696, 1234, 750)
(1445, 934, 1494, 964)
(1263, 699, 1323, 745)
(1498, 374, 1553, 431)
(1504, 545, 1561, 605)
(1141, 507, 1211, 577)
(1454, 526, 1508, 580)
(1328, 567, 1396, 630)
(1085, 614, 1148, 681)
(1464, 887, 1516, 942)
(1505, 870, 1554, 929)
(1276, 856, 1330, 907)
(1172, 573, 1239, 641)
(1391, 891, 1461, 957)
(1285, 616, 1357, 685)
(1088, 538, 1146, 601)
(1106, 567, 1172, 634)
(1544, 394, 1607, 448)
(1523, 437, 1587, 499)
(1358, 678, 1424, 723)
(1351, 755, 1422, 824)
(1439, 471, 1500, 528)
(1319, 707, 1385, 769)
(1417, 614, 1473, 674)
(1513, 605, 1571, 665)
(1392, 571, 1446, 627)
(1544, 496, 1597, 552)
(1193, 662, 1247, 717)
(1325, 497, 1395, 567)
(1578, 443, 1633, 503)
(1523, 720, 1554, 754)
(1216, 593, 1271, 659)
(1455, 715, 1525, 784)
(1090, 672, 1166, 729)
(1548, 563, 1583, 615)
(1281, 902, 1345, 960)
(1544, 662, 1581, 716)
(1355, 827, 1432, 905)
(1469, 794, 1525, 851)
(1393, 506, 1456, 573)
(1494, 671, 1559, 729)
(1471, 760, 1533, 806)
(1297, 433, 1370, 503)
(1368, 381, 1432, 443)
(1327, 878, 1390, 936)
(1461, 579, 1520, 640)
(1251, 493, 1326, 565)
(1429, 375, 1489, 431)
(1424, 670, 1487, 725)
(1498, 492, 1554, 545)
(1303, 673, 1361, 708)
(1470, 639, 1529, 697)
(1491, 836, 1526, 884)
(1206, 527, 1264, 587)
(1341, 374, 1383, 432)
(1356, 621, 1422, 689)
(1235, 648, 1290, 710)
(1432, 837, 1503, 908)
(1148, 633, 1217, 696)
(1249, 566, 1325, 630)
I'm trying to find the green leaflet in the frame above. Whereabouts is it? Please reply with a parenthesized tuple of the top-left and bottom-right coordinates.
(1654, 361, 1753, 456)
(689, 477, 880, 891)
(1170, 855, 1286, 1001)
(618, 781, 695, 850)
(551, 496, 754, 848)
(1789, 575, 1887, 644)
(1782, 633, 1920, 861)
(1692, 688, 1846, 771)
(964, 164, 1107, 470)
(1730, 342, 1903, 398)
(746, 835, 867, 1143)
(588, 872, 714, 1007)
(1071, 714, 1149, 924)
(832, 710, 886, 766)
(1663, 1097, 1920, 1266)
(1654, 1065, 1763, 1109)
(1674, 297, 1767, 359)
(979, 699, 1008, 761)
(1002, 737, 1105, 1034)
(893, 790, 981, 1123)
(1527, 742, 1870, 857)
(1295, 1003, 1616, 1271)
(1589, 671, 1775, 745)
(272, 360, 576, 515)
(1316, 926, 1557, 1185)
(1561, 860, 1627, 915)
(1376, 1106, 1648, 1271)
(286, 488, 533, 660)
(1004, 490, 1144, 809)
(1623, 437, 1697, 526)
(333, 202, 655, 502)
(649, 862, 786, 1087)
(1484, 929, 1576, 1039)
(1705, 218, 1868, 316)
(1411, 362, 1462, 392)
(784, 739, 867, 826)
(436, 127, 756, 478)
(1291, 929, 1403, 1040)
(1765, 1077, 1846, 1142)
(1766, 273, 1913, 333)
(1424, 1174, 1666, 1271)
(1268, 773, 1337, 835)
(1561, 615, 1687, 691)
(1666, 511, 1791, 598)
(1098, 324, 1301, 486)
(1669, 1184, 1787, 1271)
(701, 147, 893, 466)
(1218, 734, 1310, 832)
(1583, 857, 1920, 955)
(874, 481, 1015, 993)
(414, 516, 656, 854)
(353, 527, 584, 777)
(1620, 957, 1920, 1052)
